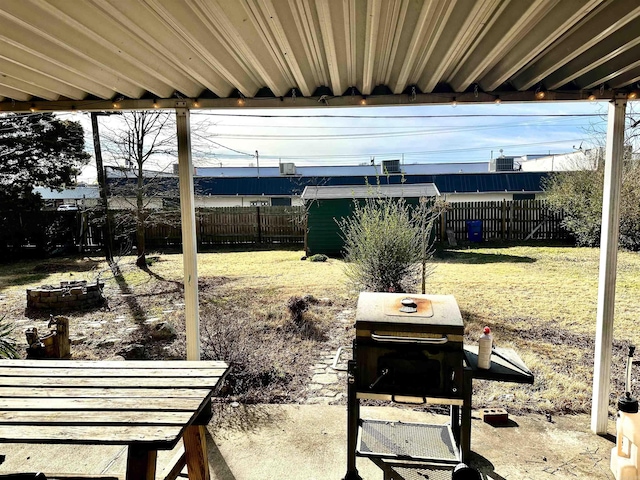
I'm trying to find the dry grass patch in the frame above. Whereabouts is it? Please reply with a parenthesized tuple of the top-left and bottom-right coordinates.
(427, 246, 640, 416)
(1, 246, 639, 416)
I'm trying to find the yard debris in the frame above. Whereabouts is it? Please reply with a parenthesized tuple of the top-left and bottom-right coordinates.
(480, 408, 509, 426)
(150, 321, 177, 340)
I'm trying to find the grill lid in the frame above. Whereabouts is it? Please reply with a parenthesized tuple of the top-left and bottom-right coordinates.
(355, 292, 463, 335)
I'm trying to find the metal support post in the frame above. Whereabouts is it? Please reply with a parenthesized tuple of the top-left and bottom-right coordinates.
(591, 98, 627, 433)
(343, 358, 362, 480)
(176, 107, 200, 361)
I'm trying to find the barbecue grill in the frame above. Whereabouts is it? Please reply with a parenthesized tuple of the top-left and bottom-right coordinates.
(342, 292, 467, 480)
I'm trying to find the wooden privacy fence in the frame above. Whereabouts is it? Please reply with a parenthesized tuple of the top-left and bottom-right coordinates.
(144, 206, 306, 247)
(436, 200, 568, 242)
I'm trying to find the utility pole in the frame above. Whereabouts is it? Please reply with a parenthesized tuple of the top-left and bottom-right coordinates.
(256, 150, 260, 178)
(90, 112, 117, 273)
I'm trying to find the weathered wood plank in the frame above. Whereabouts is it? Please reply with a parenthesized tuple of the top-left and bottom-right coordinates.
(0, 387, 212, 398)
(0, 377, 222, 389)
(0, 360, 227, 369)
(0, 425, 183, 446)
(0, 397, 205, 411)
(0, 410, 194, 425)
(0, 368, 227, 378)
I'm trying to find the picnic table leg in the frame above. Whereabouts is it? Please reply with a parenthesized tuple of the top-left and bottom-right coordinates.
(126, 445, 157, 480)
(183, 425, 210, 480)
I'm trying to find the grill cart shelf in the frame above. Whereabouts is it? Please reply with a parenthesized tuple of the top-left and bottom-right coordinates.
(357, 419, 460, 463)
(341, 292, 534, 480)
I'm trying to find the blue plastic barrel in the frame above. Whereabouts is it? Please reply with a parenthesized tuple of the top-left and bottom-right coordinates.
(466, 220, 483, 242)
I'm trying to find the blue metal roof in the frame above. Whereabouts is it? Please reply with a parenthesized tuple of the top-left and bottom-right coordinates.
(193, 172, 548, 196)
(107, 171, 548, 197)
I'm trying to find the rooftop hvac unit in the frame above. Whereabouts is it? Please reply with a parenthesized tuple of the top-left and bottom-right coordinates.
(279, 162, 296, 175)
(382, 159, 401, 174)
(489, 156, 515, 172)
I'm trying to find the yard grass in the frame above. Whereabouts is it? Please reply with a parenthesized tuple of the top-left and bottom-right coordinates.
(0, 245, 638, 416)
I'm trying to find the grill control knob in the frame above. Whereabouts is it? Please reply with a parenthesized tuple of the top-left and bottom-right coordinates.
(400, 297, 418, 313)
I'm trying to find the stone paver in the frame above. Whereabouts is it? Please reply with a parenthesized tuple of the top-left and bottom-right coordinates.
(303, 308, 354, 405)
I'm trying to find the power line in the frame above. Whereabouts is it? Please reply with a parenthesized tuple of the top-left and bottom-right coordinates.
(194, 137, 591, 161)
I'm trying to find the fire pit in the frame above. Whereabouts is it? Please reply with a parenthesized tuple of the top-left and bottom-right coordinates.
(27, 280, 105, 311)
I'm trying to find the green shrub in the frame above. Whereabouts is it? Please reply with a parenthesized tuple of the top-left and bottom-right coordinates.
(308, 254, 328, 262)
(337, 196, 442, 293)
(0, 316, 19, 359)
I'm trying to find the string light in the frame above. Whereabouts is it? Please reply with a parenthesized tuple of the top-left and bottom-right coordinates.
(588, 93, 597, 101)
(193, 99, 200, 108)
(494, 97, 501, 105)
(112, 95, 123, 109)
(628, 92, 638, 100)
(237, 97, 245, 106)
(153, 99, 159, 108)
(360, 96, 367, 105)
(535, 86, 546, 100)
(29, 104, 37, 113)
(451, 97, 457, 107)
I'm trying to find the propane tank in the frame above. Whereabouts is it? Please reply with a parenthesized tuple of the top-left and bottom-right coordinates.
(612, 345, 640, 480)
(477, 326, 493, 370)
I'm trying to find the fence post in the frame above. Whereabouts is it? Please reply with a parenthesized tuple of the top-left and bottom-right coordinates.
(256, 206, 262, 244)
(501, 200, 506, 241)
(508, 201, 514, 240)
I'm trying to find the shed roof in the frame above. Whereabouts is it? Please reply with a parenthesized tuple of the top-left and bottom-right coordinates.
(300, 183, 439, 201)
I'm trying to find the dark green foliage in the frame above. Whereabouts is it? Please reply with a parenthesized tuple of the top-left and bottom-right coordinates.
(544, 153, 640, 250)
(0, 316, 19, 359)
(0, 113, 88, 191)
(0, 113, 89, 257)
(308, 254, 328, 262)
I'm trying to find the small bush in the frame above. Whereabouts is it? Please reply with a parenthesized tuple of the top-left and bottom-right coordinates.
(286, 295, 309, 325)
(200, 301, 326, 403)
(0, 316, 19, 359)
(308, 254, 328, 262)
(337, 195, 442, 293)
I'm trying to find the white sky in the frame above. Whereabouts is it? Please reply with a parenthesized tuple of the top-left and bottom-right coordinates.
(69, 100, 610, 184)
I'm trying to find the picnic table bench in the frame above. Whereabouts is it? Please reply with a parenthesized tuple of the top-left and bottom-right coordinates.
(0, 360, 230, 480)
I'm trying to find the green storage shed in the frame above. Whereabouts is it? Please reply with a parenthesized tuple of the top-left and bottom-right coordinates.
(301, 183, 440, 257)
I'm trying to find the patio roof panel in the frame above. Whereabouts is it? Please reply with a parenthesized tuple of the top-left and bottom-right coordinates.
(0, 0, 638, 109)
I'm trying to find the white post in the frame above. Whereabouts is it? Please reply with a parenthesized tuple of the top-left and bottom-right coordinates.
(591, 97, 627, 433)
(176, 107, 200, 361)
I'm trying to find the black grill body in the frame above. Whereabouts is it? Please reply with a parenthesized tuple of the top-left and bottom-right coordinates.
(354, 292, 464, 402)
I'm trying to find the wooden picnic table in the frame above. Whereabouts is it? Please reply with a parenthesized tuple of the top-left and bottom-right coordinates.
(0, 360, 230, 480)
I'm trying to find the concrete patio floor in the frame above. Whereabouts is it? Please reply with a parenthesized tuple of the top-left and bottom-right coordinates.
(0, 404, 616, 480)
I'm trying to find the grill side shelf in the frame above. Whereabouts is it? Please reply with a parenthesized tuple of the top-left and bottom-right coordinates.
(356, 419, 460, 464)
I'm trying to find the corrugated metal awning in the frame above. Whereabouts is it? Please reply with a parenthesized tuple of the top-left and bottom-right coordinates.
(0, 0, 638, 112)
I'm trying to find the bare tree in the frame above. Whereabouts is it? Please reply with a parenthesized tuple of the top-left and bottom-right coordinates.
(100, 111, 178, 269)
